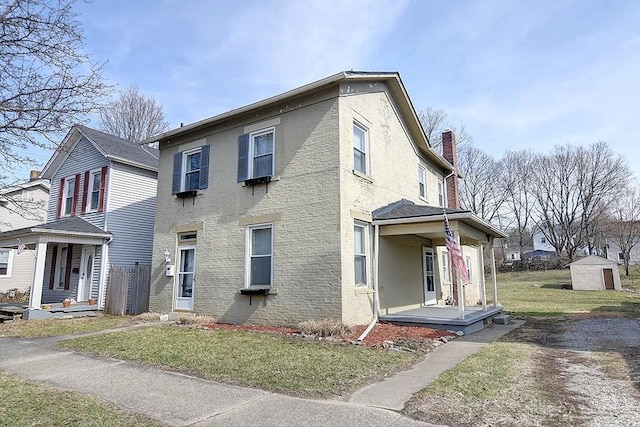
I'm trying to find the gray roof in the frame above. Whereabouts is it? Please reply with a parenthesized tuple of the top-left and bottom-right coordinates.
(78, 126, 158, 170)
(0, 217, 111, 240)
(373, 199, 471, 220)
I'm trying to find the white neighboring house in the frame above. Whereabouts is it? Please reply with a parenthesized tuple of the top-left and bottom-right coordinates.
(0, 174, 50, 293)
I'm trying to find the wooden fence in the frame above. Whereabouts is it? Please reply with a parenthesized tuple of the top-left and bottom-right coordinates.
(105, 264, 151, 315)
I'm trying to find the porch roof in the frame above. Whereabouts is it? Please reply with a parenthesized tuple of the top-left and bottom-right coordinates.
(372, 199, 507, 243)
(0, 217, 111, 247)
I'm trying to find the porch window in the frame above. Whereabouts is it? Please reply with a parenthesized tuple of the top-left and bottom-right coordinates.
(418, 165, 427, 200)
(354, 222, 369, 287)
(466, 255, 472, 282)
(247, 224, 273, 287)
(0, 249, 13, 277)
(54, 245, 71, 289)
(442, 251, 451, 283)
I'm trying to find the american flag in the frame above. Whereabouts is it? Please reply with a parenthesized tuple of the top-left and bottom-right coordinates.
(17, 242, 26, 255)
(444, 214, 469, 284)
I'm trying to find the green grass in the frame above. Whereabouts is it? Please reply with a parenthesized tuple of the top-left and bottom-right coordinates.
(0, 372, 166, 427)
(58, 326, 413, 397)
(0, 316, 137, 338)
(490, 269, 640, 317)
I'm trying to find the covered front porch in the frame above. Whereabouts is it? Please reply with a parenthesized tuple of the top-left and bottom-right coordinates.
(0, 217, 111, 318)
(371, 200, 507, 334)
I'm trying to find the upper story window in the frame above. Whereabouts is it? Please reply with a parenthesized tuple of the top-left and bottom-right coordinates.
(172, 145, 210, 195)
(82, 167, 107, 214)
(353, 122, 369, 175)
(0, 249, 13, 277)
(246, 224, 273, 287)
(58, 174, 79, 218)
(237, 128, 275, 183)
(438, 181, 444, 207)
(354, 221, 369, 287)
(418, 165, 427, 200)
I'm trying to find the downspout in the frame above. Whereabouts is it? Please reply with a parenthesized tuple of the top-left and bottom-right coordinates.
(443, 171, 455, 208)
(357, 224, 380, 342)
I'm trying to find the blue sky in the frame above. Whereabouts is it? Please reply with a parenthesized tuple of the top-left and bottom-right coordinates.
(21, 0, 640, 178)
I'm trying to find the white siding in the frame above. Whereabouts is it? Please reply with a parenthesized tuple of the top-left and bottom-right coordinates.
(0, 249, 34, 292)
(105, 163, 157, 267)
(0, 185, 49, 232)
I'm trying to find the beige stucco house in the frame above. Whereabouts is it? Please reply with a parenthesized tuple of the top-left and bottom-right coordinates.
(144, 71, 506, 330)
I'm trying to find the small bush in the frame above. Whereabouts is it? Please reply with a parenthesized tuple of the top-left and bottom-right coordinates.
(133, 312, 165, 322)
(299, 318, 352, 337)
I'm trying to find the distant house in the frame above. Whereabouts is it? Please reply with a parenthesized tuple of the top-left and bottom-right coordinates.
(143, 71, 506, 329)
(0, 126, 158, 317)
(0, 173, 50, 293)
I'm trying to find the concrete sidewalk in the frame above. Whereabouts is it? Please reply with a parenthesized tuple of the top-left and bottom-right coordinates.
(0, 321, 523, 426)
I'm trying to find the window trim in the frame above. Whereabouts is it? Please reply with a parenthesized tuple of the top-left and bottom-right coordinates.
(0, 249, 14, 277)
(248, 127, 275, 179)
(353, 121, 369, 176)
(245, 223, 274, 288)
(418, 165, 427, 201)
(354, 221, 370, 287)
(61, 175, 77, 217)
(85, 169, 103, 213)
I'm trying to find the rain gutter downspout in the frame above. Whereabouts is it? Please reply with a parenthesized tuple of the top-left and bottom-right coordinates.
(357, 224, 380, 342)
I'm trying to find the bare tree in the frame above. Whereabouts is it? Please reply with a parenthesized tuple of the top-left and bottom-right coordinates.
(458, 145, 506, 223)
(0, 0, 109, 185)
(501, 150, 536, 259)
(98, 84, 170, 143)
(418, 106, 472, 154)
(532, 143, 630, 261)
(605, 183, 640, 276)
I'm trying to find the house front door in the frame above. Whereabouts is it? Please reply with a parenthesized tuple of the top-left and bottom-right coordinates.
(174, 246, 195, 311)
(77, 246, 95, 302)
(423, 247, 436, 305)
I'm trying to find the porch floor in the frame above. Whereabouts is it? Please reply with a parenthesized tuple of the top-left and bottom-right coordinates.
(379, 305, 503, 335)
(1, 302, 101, 321)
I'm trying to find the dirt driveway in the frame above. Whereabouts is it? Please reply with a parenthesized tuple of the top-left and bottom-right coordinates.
(503, 316, 640, 426)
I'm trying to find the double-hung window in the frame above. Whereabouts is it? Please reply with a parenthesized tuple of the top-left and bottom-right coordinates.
(0, 249, 13, 277)
(442, 251, 451, 283)
(418, 165, 427, 200)
(83, 167, 106, 213)
(354, 222, 369, 287)
(237, 128, 275, 182)
(59, 175, 79, 217)
(247, 224, 273, 287)
(438, 181, 444, 207)
(353, 122, 368, 175)
(172, 145, 210, 194)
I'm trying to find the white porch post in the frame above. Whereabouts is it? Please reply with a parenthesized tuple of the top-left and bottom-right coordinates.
(27, 241, 47, 310)
(456, 232, 465, 320)
(479, 243, 487, 311)
(490, 242, 498, 307)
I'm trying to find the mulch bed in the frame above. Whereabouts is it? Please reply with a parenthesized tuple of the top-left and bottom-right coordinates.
(202, 321, 453, 347)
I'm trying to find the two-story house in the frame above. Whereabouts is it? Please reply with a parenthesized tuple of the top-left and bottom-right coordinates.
(144, 71, 505, 331)
(0, 126, 158, 318)
(0, 172, 50, 293)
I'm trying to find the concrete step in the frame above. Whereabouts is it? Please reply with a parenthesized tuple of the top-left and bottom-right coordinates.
(493, 314, 512, 325)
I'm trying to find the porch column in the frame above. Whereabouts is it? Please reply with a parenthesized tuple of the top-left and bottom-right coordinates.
(27, 241, 48, 310)
(490, 242, 498, 307)
(456, 232, 465, 320)
(479, 243, 487, 311)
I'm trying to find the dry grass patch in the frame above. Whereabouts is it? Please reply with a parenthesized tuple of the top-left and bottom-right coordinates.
(299, 318, 352, 337)
(0, 316, 136, 338)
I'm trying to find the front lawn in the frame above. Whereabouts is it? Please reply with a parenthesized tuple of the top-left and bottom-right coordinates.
(58, 326, 414, 397)
(492, 269, 640, 317)
(0, 372, 166, 427)
(0, 316, 137, 338)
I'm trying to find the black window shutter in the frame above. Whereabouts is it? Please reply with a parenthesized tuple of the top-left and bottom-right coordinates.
(199, 145, 210, 189)
(172, 152, 183, 194)
(237, 134, 249, 182)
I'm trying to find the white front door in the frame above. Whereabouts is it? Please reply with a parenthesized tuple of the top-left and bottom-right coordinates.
(78, 246, 95, 302)
(174, 246, 195, 311)
(423, 247, 436, 305)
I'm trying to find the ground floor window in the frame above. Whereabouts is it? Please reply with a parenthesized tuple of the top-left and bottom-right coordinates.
(0, 249, 12, 276)
(442, 251, 451, 283)
(247, 224, 273, 287)
(354, 221, 369, 287)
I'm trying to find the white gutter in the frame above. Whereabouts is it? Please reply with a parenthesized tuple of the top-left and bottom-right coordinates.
(357, 224, 380, 342)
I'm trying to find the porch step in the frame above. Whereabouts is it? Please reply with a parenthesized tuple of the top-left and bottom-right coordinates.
(0, 313, 14, 323)
(492, 314, 512, 325)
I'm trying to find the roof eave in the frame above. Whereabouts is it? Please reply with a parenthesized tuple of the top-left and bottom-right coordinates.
(373, 212, 507, 239)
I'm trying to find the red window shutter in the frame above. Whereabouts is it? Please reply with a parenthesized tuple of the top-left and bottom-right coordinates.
(49, 245, 58, 289)
(81, 171, 90, 215)
(64, 244, 73, 290)
(71, 174, 80, 216)
(98, 166, 107, 212)
(56, 179, 64, 219)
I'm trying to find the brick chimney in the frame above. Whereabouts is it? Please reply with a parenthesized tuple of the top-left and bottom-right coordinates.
(29, 170, 40, 181)
(442, 130, 460, 209)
